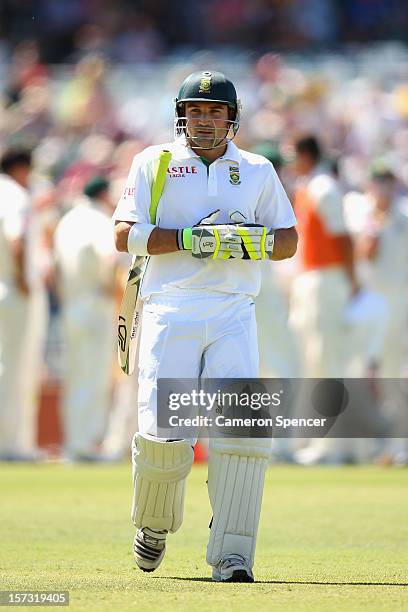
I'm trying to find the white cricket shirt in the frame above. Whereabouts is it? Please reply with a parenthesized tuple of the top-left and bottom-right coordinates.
(0, 174, 30, 286)
(344, 193, 408, 293)
(306, 169, 347, 235)
(55, 197, 117, 298)
(113, 138, 296, 298)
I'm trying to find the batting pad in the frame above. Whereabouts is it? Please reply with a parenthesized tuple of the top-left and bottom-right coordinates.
(206, 438, 272, 567)
(131, 434, 194, 533)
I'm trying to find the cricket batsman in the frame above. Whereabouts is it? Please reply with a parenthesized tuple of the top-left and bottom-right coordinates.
(113, 70, 297, 582)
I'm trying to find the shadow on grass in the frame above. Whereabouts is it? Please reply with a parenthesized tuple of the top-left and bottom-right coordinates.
(155, 577, 408, 586)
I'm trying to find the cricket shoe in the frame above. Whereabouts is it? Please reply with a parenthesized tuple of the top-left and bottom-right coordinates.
(212, 554, 254, 583)
(133, 527, 167, 572)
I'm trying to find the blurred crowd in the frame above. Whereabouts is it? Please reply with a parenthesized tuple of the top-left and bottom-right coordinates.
(1, 0, 407, 63)
(0, 44, 407, 464)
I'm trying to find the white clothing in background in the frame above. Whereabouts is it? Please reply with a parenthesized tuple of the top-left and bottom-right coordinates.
(256, 262, 299, 378)
(54, 198, 117, 457)
(0, 175, 32, 455)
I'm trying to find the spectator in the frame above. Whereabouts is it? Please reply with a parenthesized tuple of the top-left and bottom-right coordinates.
(54, 176, 118, 461)
(0, 148, 40, 460)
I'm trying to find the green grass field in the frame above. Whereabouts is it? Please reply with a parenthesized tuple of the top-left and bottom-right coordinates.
(0, 464, 407, 611)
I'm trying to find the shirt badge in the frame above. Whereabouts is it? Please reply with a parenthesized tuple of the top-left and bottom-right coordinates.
(229, 165, 241, 185)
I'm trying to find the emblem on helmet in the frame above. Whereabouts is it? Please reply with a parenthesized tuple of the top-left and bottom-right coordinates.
(198, 72, 212, 94)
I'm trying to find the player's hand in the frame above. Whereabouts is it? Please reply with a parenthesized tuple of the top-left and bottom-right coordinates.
(15, 274, 30, 297)
(177, 210, 275, 260)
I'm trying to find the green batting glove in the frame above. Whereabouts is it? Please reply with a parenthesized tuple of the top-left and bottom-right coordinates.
(176, 209, 220, 251)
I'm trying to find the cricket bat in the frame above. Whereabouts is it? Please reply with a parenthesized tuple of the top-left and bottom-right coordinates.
(117, 149, 172, 374)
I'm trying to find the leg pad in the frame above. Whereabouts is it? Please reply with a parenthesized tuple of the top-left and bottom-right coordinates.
(206, 437, 271, 568)
(131, 434, 194, 533)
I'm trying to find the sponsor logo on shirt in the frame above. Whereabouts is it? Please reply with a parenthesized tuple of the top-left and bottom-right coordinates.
(229, 165, 241, 185)
(167, 166, 198, 178)
(122, 186, 135, 200)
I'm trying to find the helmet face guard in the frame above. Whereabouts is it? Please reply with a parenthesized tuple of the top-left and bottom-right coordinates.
(174, 110, 240, 150)
(173, 70, 241, 150)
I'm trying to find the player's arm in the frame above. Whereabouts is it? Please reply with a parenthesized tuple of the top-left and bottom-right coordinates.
(5, 198, 30, 296)
(357, 234, 380, 261)
(254, 162, 297, 261)
(114, 221, 178, 255)
(270, 227, 297, 260)
(334, 233, 359, 295)
(10, 236, 30, 295)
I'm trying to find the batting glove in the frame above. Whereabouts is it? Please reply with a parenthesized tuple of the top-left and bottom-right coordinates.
(177, 210, 275, 260)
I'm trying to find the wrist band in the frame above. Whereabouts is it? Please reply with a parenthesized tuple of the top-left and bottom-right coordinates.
(127, 222, 156, 256)
(176, 227, 192, 250)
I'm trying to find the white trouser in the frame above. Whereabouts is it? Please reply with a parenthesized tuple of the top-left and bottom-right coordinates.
(102, 366, 139, 457)
(61, 293, 115, 456)
(0, 286, 29, 454)
(377, 289, 408, 448)
(20, 288, 48, 453)
(289, 268, 351, 460)
(289, 267, 350, 377)
(137, 291, 259, 437)
(344, 290, 388, 376)
(378, 289, 407, 378)
(345, 288, 407, 449)
(256, 264, 300, 378)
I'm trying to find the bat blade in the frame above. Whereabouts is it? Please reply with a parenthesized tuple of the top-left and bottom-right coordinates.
(117, 255, 146, 374)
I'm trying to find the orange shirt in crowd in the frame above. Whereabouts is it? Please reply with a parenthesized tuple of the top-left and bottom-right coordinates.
(294, 176, 347, 271)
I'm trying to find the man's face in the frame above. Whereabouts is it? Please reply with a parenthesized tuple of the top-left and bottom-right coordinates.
(368, 178, 396, 212)
(184, 101, 230, 150)
(11, 163, 31, 189)
(98, 188, 114, 211)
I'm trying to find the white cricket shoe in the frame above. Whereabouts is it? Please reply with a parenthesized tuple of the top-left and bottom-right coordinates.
(212, 554, 254, 583)
(133, 527, 167, 572)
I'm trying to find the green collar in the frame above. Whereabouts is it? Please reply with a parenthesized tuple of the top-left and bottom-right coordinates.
(200, 155, 211, 176)
(199, 155, 211, 167)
